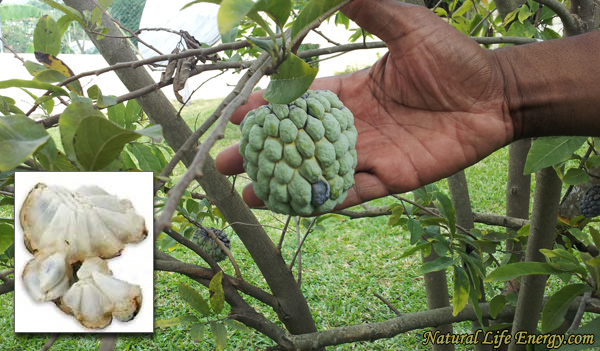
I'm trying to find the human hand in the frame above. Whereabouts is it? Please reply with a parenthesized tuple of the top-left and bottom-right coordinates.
(216, 0, 514, 210)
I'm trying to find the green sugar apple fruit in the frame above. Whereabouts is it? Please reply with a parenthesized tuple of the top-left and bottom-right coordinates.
(239, 90, 358, 215)
(192, 227, 231, 262)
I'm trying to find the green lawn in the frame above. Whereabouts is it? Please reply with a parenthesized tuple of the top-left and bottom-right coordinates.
(1, 98, 592, 350)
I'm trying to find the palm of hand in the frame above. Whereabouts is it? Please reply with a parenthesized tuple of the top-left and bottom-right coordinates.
(216, 2, 514, 210)
(332, 10, 513, 206)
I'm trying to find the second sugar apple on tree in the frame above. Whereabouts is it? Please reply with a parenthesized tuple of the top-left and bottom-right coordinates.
(238, 90, 358, 215)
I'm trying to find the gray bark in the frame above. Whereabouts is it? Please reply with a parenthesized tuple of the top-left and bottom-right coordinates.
(448, 171, 491, 351)
(508, 167, 563, 351)
(63, 0, 319, 337)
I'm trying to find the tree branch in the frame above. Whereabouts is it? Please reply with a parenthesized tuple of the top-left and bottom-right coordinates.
(287, 297, 600, 350)
(533, 0, 580, 35)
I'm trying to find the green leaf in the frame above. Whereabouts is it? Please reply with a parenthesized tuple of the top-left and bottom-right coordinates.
(34, 15, 61, 56)
(502, 8, 519, 26)
(87, 85, 117, 108)
(452, 265, 470, 316)
(190, 323, 205, 341)
(217, 0, 254, 35)
(73, 116, 145, 171)
(452, 0, 473, 18)
(137, 125, 163, 142)
(209, 271, 225, 314)
(127, 143, 163, 172)
(252, 0, 292, 26)
(541, 284, 593, 333)
(178, 282, 211, 317)
(291, 0, 345, 41)
(562, 168, 589, 185)
(24, 61, 47, 76)
(484, 262, 564, 283)
(407, 218, 424, 245)
(38, 150, 79, 171)
(155, 315, 199, 328)
(210, 321, 228, 351)
(524, 137, 587, 174)
(433, 192, 456, 235)
(417, 256, 455, 275)
(0, 79, 68, 96)
(56, 15, 76, 39)
(246, 36, 281, 57)
(124, 99, 143, 128)
(589, 227, 600, 250)
(0, 224, 14, 256)
(489, 294, 507, 319)
(517, 4, 532, 23)
(556, 318, 600, 350)
(39, 0, 85, 27)
(586, 154, 600, 169)
(399, 241, 431, 259)
(59, 101, 105, 163)
(263, 53, 318, 104)
(181, 0, 221, 11)
(223, 319, 252, 333)
(0, 115, 52, 171)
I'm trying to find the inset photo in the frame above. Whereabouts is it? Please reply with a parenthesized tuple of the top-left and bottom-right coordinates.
(14, 172, 154, 333)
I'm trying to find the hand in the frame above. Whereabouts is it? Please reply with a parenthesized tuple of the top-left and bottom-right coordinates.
(216, 0, 514, 210)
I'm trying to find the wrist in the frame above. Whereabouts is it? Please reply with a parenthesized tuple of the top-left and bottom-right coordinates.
(490, 31, 600, 140)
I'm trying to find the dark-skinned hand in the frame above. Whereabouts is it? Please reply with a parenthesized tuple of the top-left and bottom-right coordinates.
(215, 0, 514, 210)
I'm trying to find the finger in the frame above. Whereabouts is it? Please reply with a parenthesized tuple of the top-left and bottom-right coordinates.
(335, 172, 391, 209)
(242, 183, 265, 208)
(231, 90, 267, 125)
(342, 0, 431, 43)
(215, 144, 245, 175)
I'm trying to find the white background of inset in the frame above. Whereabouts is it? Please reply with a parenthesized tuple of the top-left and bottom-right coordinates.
(14, 172, 154, 333)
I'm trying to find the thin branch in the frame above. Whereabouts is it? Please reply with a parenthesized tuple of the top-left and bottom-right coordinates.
(373, 292, 401, 316)
(40, 334, 59, 351)
(0, 190, 13, 197)
(0, 37, 26, 64)
(533, 0, 580, 35)
(0, 279, 14, 295)
(154, 255, 278, 309)
(0, 269, 14, 284)
(277, 216, 292, 251)
(333, 205, 531, 229)
(289, 217, 318, 271)
(311, 28, 341, 46)
(469, 9, 496, 36)
(290, 0, 354, 51)
(154, 53, 270, 238)
(89, 0, 163, 56)
(98, 334, 117, 351)
(58, 40, 251, 87)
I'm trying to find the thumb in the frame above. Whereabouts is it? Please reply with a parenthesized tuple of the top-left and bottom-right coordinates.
(341, 0, 434, 44)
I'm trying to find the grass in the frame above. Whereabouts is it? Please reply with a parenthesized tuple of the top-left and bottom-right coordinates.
(0, 99, 596, 350)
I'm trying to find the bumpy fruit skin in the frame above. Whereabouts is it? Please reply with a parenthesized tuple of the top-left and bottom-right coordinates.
(239, 90, 358, 215)
(192, 227, 231, 262)
(580, 185, 600, 218)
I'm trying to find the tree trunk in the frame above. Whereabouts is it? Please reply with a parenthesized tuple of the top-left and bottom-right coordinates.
(422, 249, 454, 351)
(508, 167, 562, 351)
(63, 0, 320, 337)
(448, 171, 491, 351)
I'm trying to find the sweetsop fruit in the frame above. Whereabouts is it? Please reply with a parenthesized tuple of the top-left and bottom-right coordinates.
(239, 90, 358, 215)
(192, 227, 231, 262)
(580, 185, 600, 218)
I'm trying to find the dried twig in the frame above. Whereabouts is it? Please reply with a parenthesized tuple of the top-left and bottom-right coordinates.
(40, 334, 60, 351)
(373, 292, 401, 316)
